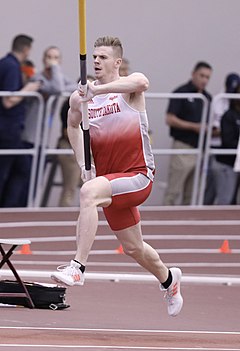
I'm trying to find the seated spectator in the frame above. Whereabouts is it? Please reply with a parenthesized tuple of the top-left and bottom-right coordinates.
(163, 61, 212, 206)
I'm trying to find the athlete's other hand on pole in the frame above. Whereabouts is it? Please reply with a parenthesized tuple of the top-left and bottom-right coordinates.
(80, 164, 96, 182)
(78, 80, 95, 102)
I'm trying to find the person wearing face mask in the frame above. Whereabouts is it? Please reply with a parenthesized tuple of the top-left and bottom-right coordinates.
(23, 46, 77, 148)
(27, 47, 77, 206)
(33, 46, 77, 100)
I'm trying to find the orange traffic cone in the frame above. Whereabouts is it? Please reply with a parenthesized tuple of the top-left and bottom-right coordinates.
(116, 244, 124, 254)
(219, 240, 231, 254)
(19, 244, 32, 255)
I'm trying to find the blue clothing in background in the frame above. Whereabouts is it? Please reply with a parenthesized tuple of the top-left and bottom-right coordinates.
(0, 53, 30, 207)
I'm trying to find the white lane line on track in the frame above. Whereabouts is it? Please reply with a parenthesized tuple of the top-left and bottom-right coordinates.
(14, 249, 240, 255)
(1, 219, 240, 227)
(0, 326, 240, 334)
(6, 234, 240, 243)
(0, 204, 239, 212)
(1, 270, 240, 284)
(0, 345, 239, 350)
(9, 260, 240, 268)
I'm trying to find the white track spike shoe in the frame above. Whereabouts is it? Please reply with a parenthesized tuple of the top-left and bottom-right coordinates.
(51, 260, 85, 286)
(160, 267, 183, 317)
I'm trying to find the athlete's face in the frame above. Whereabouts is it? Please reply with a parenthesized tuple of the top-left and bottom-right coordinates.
(93, 46, 121, 82)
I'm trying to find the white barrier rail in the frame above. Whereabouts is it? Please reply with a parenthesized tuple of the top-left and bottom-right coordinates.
(2, 91, 240, 207)
(146, 93, 209, 205)
(33, 92, 209, 206)
(34, 93, 70, 207)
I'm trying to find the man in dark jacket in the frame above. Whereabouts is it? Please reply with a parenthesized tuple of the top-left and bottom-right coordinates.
(0, 34, 40, 207)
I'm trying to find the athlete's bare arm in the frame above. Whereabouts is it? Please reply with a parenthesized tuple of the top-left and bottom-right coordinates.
(67, 90, 85, 168)
(79, 73, 149, 111)
(94, 72, 149, 94)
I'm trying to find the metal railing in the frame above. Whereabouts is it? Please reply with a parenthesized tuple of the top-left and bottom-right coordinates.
(34, 93, 71, 207)
(3, 91, 239, 208)
(145, 93, 209, 205)
(34, 92, 209, 207)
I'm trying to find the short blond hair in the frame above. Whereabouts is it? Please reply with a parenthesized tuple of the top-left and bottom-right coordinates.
(43, 46, 61, 59)
(94, 36, 123, 58)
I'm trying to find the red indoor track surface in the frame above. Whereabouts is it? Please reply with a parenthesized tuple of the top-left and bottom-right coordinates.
(0, 206, 240, 351)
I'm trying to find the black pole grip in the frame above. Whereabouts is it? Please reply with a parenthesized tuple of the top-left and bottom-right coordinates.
(83, 129, 91, 170)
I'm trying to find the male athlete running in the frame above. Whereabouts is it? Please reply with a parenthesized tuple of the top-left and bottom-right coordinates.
(51, 36, 183, 317)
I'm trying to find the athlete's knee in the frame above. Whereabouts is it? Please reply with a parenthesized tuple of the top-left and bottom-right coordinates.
(80, 181, 98, 207)
(122, 241, 144, 258)
(80, 178, 111, 208)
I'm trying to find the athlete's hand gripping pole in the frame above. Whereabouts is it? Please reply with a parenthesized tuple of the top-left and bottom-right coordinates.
(79, 0, 91, 181)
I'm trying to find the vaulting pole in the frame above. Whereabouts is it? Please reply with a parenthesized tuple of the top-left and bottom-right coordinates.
(78, 0, 91, 179)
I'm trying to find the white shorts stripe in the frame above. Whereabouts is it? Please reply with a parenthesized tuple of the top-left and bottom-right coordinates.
(110, 173, 151, 197)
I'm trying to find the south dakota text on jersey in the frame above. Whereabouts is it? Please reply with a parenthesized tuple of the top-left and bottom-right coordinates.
(88, 102, 120, 119)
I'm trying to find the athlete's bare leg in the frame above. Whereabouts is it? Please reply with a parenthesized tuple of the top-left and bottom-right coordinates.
(114, 223, 169, 283)
(74, 176, 112, 265)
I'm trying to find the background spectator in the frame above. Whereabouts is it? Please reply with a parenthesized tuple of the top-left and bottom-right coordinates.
(22, 46, 77, 146)
(119, 57, 130, 77)
(33, 46, 77, 100)
(19, 46, 78, 206)
(214, 85, 240, 204)
(0, 34, 41, 207)
(163, 61, 212, 205)
(204, 73, 240, 204)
